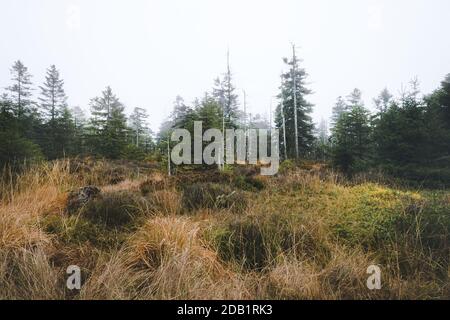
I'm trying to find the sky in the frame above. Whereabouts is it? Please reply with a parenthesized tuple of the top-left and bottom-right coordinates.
(1, 0, 450, 132)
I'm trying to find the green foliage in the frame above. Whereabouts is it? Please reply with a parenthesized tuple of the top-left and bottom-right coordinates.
(371, 79, 450, 185)
(212, 65, 240, 128)
(331, 90, 372, 173)
(86, 86, 128, 159)
(122, 144, 147, 161)
(0, 131, 43, 167)
(275, 55, 315, 158)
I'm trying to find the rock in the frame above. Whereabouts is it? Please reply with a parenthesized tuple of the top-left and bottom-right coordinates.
(67, 186, 101, 214)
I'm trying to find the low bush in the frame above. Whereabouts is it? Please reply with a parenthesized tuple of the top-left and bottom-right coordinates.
(80, 191, 148, 227)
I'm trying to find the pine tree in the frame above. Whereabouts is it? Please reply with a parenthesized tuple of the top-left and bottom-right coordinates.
(0, 93, 42, 167)
(373, 80, 428, 166)
(39, 65, 67, 121)
(87, 86, 128, 158)
(331, 96, 347, 129)
(275, 55, 314, 159)
(54, 106, 76, 157)
(331, 89, 371, 173)
(171, 96, 194, 129)
(212, 52, 239, 129)
(71, 106, 86, 155)
(313, 118, 329, 161)
(374, 88, 393, 114)
(38, 65, 71, 159)
(7, 60, 34, 119)
(129, 107, 149, 147)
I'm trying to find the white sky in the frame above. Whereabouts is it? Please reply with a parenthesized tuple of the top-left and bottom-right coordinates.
(1, 0, 449, 131)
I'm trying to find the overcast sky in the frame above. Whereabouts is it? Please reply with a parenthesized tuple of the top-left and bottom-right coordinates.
(1, 0, 449, 131)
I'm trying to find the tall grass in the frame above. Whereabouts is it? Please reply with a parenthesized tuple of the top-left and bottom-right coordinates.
(0, 160, 448, 300)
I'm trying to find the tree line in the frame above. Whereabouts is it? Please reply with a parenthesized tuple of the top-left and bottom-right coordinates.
(0, 61, 155, 167)
(327, 78, 450, 184)
(1, 56, 449, 185)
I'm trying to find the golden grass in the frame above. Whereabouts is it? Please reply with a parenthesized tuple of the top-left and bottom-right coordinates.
(0, 160, 448, 300)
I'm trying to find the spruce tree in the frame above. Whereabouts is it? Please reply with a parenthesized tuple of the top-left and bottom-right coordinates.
(39, 65, 67, 121)
(87, 86, 127, 158)
(212, 55, 239, 129)
(275, 55, 314, 158)
(7, 60, 34, 119)
(374, 88, 393, 114)
(331, 89, 371, 173)
(331, 96, 347, 129)
(39, 65, 71, 158)
(129, 107, 149, 147)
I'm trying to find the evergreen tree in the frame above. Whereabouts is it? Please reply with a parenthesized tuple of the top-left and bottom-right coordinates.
(372, 80, 427, 168)
(0, 94, 42, 167)
(38, 65, 71, 159)
(331, 89, 372, 173)
(87, 87, 128, 158)
(129, 107, 149, 147)
(373, 88, 393, 114)
(331, 96, 347, 129)
(39, 65, 67, 121)
(212, 55, 239, 129)
(275, 55, 314, 158)
(7, 60, 34, 119)
(54, 106, 76, 157)
(313, 118, 329, 161)
(71, 106, 87, 155)
(171, 96, 195, 129)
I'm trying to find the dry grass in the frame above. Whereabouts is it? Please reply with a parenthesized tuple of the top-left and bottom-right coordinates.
(0, 160, 448, 300)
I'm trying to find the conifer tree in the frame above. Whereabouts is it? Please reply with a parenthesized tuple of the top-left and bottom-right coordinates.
(275, 55, 314, 158)
(7, 60, 34, 119)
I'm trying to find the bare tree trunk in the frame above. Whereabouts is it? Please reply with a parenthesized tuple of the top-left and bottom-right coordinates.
(292, 44, 299, 159)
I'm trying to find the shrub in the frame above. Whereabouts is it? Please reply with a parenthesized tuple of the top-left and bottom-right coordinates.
(182, 183, 247, 213)
(81, 191, 147, 227)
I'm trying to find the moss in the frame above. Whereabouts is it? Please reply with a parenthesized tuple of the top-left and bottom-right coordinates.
(326, 184, 418, 248)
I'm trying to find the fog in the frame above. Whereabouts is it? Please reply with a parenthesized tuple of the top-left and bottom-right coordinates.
(1, 0, 449, 131)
